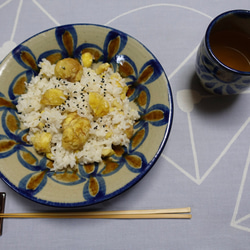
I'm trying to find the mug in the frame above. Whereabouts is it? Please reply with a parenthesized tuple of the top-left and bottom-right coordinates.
(195, 9, 250, 95)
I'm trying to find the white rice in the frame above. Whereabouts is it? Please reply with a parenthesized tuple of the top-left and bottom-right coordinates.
(16, 59, 139, 171)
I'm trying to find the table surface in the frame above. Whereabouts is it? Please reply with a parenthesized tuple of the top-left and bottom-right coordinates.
(0, 0, 250, 249)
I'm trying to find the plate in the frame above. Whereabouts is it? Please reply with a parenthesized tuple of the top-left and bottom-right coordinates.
(0, 24, 173, 207)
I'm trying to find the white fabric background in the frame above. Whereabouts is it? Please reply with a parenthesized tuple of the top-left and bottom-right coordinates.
(0, 0, 250, 249)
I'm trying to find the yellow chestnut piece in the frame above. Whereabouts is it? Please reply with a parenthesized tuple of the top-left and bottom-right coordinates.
(30, 132, 52, 153)
(40, 88, 66, 106)
(95, 63, 110, 75)
(105, 131, 113, 139)
(125, 124, 134, 139)
(101, 148, 115, 157)
(46, 152, 54, 161)
(54, 58, 83, 82)
(81, 52, 93, 68)
(89, 92, 110, 117)
(62, 112, 91, 151)
(112, 100, 123, 110)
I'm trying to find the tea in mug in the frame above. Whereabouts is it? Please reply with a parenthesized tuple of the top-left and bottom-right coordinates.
(209, 30, 250, 72)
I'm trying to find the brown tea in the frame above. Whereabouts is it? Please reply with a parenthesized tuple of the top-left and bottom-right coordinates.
(209, 30, 250, 72)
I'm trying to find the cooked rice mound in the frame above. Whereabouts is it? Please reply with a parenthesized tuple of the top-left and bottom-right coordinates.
(16, 56, 139, 171)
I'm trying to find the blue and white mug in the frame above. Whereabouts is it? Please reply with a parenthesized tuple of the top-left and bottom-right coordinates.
(196, 10, 250, 95)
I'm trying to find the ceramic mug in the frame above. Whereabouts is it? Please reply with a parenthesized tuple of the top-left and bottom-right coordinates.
(196, 9, 250, 95)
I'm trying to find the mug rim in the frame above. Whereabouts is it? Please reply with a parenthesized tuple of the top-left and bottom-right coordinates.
(205, 9, 250, 75)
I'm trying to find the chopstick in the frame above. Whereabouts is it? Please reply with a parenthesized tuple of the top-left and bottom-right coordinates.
(0, 207, 191, 219)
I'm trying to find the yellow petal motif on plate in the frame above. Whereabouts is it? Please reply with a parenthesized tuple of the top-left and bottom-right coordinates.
(13, 76, 26, 95)
(108, 36, 120, 60)
(27, 171, 46, 190)
(126, 86, 135, 99)
(22, 133, 29, 144)
(6, 113, 19, 133)
(20, 51, 38, 71)
(46, 160, 54, 169)
(0, 97, 15, 109)
(0, 140, 16, 152)
(136, 90, 147, 107)
(46, 53, 62, 65)
(102, 159, 119, 175)
(21, 151, 36, 165)
(89, 176, 99, 197)
(125, 155, 142, 169)
(137, 65, 154, 84)
(112, 145, 125, 157)
(53, 171, 80, 183)
(84, 164, 95, 174)
(118, 61, 134, 78)
(131, 129, 145, 149)
(143, 110, 164, 122)
(62, 31, 74, 57)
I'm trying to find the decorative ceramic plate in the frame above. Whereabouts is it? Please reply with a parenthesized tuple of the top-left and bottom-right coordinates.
(0, 24, 173, 207)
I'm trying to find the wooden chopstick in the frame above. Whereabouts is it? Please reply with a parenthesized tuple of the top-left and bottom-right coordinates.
(0, 213, 192, 219)
(0, 207, 191, 219)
